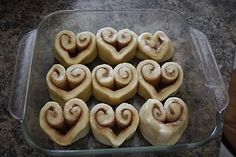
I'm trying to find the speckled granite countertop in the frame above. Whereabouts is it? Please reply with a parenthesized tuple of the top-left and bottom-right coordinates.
(0, 0, 235, 156)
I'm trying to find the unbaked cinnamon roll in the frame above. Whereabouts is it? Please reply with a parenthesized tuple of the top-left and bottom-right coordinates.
(96, 27, 137, 65)
(46, 64, 92, 105)
(92, 63, 138, 105)
(90, 103, 139, 147)
(39, 98, 90, 146)
(139, 97, 189, 145)
(137, 60, 183, 101)
(137, 31, 173, 63)
(54, 30, 97, 67)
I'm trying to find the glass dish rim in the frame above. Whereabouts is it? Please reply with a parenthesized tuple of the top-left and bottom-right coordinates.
(22, 114, 222, 155)
(21, 9, 226, 155)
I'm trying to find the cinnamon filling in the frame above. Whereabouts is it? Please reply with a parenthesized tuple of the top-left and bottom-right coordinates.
(60, 35, 90, 58)
(101, 31, 131, 52)
(95, 116, 132, 136)
(95, 107, 133, 136)
(51, 71, 85, 91)
(95, 68, 132, 91)
(144, 37, 163, 52)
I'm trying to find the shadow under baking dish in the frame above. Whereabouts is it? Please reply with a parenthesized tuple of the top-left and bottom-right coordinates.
(9, 9, 228, 156)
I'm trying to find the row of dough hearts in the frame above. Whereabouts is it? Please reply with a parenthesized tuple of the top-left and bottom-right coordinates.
(39, 97, 189, 147)
(46, 60, 183, 105)
(54, 27, 173, 67)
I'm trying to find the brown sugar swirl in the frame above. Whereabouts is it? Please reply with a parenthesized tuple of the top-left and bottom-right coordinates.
(96, 27, 137, 65)
(137, 60, 183, 102)
(54, 30, 97, 67)
(92, 63, 138, 105)
(137, 31, 173, 63)
(90, 103, 139, 147)
(39, 98, 90, 146)
(46, 64, 92, 105)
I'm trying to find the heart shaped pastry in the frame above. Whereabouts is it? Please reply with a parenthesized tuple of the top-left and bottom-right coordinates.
(137, 60, 183, 101)
(90, 103, 139, 147)
(137, 31, 173, 63)
(139, 97, 189, 145)
(54, 30, 97, 67)
(92, 63, 138, 105)
(39, 98, 90, 146)
(46, 64, 92, 105)
(96, 27, 137, 65)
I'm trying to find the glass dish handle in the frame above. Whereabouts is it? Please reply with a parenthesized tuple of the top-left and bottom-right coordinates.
(190, 28, 229, 113)
(8, 30, 37, 121)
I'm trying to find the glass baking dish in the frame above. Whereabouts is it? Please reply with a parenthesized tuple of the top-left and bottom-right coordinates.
(8, 9, 228, 156)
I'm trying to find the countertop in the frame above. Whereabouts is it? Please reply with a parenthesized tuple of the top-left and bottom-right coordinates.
(0, 0, 235, 156)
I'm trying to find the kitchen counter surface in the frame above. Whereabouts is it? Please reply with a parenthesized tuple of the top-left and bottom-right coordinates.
(0, 0, 235, 156)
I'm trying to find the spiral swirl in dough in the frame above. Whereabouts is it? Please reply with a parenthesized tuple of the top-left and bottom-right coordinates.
(139, 97, 189, 145)
(115, 103, 133, 129)
(114, 63, 133, 89)
(137, 60, 183, 102)
(63, 101, 82, 126)
(92, 63, 138, 105)
(45, 102, 65, 130)
(100, 27, 117, 46)
(94, 104, 115, 127)
(39, 98, 90, 146)
(151, 101, 166, 122)
(54, 30, 97, 67)
(56, 30, 76, 54)
(90, 103, 139, 147)
(49, 64, 67, 90)
(66, 64, 87, 89)
(95, 64, 114, 89)
(137, 31, 173, 63)
(116, 29, 133, 50)
(139, 59, 161, 86)
(96, 27, 137, 65)
(161, 62, 179, 85)
(46, 64, 92, 105)
(76, 32, 92, 51)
